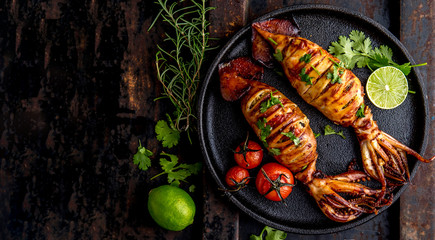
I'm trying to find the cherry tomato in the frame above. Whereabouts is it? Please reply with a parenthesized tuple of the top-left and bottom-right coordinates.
(234, 139, 263, 169)
(225, 166, 250, 190)
(256, 162, 294, 202)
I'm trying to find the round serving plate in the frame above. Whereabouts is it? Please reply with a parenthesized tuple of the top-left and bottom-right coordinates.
(198, 4, 428, 234)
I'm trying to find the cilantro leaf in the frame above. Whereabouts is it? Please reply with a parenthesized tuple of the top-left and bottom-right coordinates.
(314, 132, 321, 138)
(328, 30, 426, 75)
(324, 125, 346, 139)
(299, 53, 312, 63)
(327, 65, 344, 84)
(260, 91, 284, 113)
(133, 141, 153, 171)
(356, 103, 365, 118)
(281, 132, 300, 146)
(155, 120, 180, 148)
(189, 185, 196, 193)
(152, 152, 202, 188)
(273, 49, 283, 62)
(256, 118, 272, 146)
(269, 148, 281, 156)
(299, 68, 313, 85)
(250, 226, 287, 240)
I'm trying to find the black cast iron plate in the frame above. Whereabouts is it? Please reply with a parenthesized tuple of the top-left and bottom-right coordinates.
(198, 5, 429, 234)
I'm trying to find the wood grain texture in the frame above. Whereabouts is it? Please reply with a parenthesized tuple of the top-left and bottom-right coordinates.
(399, 0, 434, 240)
(0, 0, 432, 239)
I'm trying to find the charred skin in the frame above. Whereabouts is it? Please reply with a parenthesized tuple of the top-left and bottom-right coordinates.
(219, 57, 386, 223)
(252, 19, 435, 191)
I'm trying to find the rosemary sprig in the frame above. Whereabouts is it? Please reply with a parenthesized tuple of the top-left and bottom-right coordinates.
(149, 0, 216, 142)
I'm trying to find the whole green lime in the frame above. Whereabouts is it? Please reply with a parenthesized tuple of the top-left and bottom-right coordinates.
(147, 185, 196, 231)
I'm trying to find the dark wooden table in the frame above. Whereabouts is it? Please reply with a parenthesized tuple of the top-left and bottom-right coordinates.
(0, 0, 433, 239)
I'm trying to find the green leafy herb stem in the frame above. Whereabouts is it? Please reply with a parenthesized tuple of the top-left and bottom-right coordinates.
(328, 30, 426, 75)
(150, 0, 216, 142)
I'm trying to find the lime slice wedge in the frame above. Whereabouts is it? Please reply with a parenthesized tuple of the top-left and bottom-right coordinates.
(366, 66, 408, 109)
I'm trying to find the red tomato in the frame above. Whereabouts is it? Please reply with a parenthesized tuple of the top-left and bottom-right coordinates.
(225, 166, 250, 190)
(234, 140, 263, 169)
(256, 162, 294, 202)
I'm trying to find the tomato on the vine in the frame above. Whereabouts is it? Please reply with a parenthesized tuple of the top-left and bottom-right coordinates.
(225, 166, 250, 190)
(256, 162, 294, 202)
(234, 135, 263, 169)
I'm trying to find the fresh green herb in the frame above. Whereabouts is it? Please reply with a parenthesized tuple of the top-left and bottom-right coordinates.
(133, 141, 153, 171)
(256, 118, 272, 146)
(155, 117, 180, 148)
(260, 91, 284, 113)
(269, 148, 281, 156)
(151, 152, 202, 189)
(408, 90, 416, 94)
(356, 103, 365, 118)
(324, 125, 346, 139)
(268, 37, 278, 45)
(273, 68, 284, 77)
(328, 30, 426, 74)
(314, 132, 321, 138)
(281, 132, 300, 146)
(310, 64, 321, 75)
(299, 53, 312, 63)
(273, 49, 283, 62)
(301, 164, 308, 170)
(149, 0, 216, 142)
(250, 226, 287, 240)
(299, 68, 313, 85)
(327, 65, 343, 84)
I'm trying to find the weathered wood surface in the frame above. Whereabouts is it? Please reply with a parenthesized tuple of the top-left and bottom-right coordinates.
(0, 0, 432, 239)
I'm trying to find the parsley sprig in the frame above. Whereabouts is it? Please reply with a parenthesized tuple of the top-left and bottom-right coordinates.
(250, 226, 287, 240)
(133, 141, 153, 171)
(327, 65, 344, 84)
(281, 132, 301, 146)
(324, 125, 346, 139)
(155, 116, 180, 148)
(299, 53, 312, 63)
(299, 67, 313, 85)
(328, 30, 426, 75)
(256, 118, 272, 146)
(151, 153, 202, 190)
(356, 103, 365, 118)
(260, 91, 284, 113)
(273, 49, 283, 62)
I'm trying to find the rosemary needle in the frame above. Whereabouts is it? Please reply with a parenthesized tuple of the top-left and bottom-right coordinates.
(149, 0, 216, 142)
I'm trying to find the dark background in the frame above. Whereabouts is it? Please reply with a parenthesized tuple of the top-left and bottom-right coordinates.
(0, 0, 433, 239)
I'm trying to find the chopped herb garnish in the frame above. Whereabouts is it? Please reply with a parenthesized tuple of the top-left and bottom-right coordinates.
(268, 37, 278, 45)
(314, 132, 321, 138)
(299, 53, 312, 63)
(301, 164, 308, 170)
(269, 148, 281, 156)
(256, 118, 272, 146)
(356, 103, 365, 118)
(281, 132, 301, 146)
(299, 68, 313, 85)
(327, 65, 343, 84)
(310, 64, 321, 75)
(273, 68, 284, 77)
(273, 49, 283, 62)
(408, 90, 416, 94)
(324, 125, 346, 139)
(260, 91, 284, 113)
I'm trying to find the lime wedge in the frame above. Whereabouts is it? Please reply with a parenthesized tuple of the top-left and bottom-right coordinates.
(366, 66, 408, 109)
